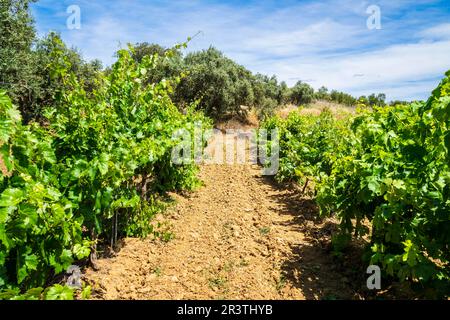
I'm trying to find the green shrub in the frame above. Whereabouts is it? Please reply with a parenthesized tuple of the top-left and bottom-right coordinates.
(0, 1, 103, 122)
(174, 47, 255, 120)
(0, 40, 211, 294)
(318, 72, 449, 296)
(262, 72, 450, 297)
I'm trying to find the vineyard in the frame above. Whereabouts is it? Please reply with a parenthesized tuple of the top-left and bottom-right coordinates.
(261, 74, 450, 297)
(0, 0, 449, 301)
(1, 63, 449, 299)
(0, 41, 211, 299)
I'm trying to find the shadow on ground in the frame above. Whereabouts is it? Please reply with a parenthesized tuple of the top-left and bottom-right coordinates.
(261, 176, 426, 300)
(259, 176, 370, 299)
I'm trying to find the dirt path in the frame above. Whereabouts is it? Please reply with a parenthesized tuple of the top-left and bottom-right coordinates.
(84, 133, 361, 300)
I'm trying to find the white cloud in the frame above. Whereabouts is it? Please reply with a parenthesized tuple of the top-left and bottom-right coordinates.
(243, 20, 361, 56)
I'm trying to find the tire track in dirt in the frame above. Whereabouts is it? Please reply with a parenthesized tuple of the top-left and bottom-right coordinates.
(84, 132, 359, 300)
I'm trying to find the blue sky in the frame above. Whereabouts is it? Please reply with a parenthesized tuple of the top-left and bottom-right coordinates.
(31, 0, 450, 101)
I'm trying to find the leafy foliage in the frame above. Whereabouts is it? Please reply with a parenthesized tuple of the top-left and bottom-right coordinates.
(261, 71, 450, 297)
(252, 74, 290, 119)
(0, 283, 92, 300)
(129, 42, 183, 86)
(174, 47, 255, 120)
(329, 90, 357, 106)
(314, 87, 388, 108)
(0, 0, 38, 122)
(0, 2, 102, 122)
(261, 108, 351, 186)
(0, 39, 211, 295)
(253, 74, 290, 106)
(359, 93, 387, 108)
(319, 72, 449, 296)
(289, 81, 315, 105)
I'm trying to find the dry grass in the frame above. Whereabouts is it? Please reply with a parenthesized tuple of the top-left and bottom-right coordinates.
(209, 101, 354, 131)
(277, 100, 356, 119)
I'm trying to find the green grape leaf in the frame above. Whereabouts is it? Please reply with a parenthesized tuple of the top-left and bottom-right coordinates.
(45, 285, 74, 300)
(0, 188, 24, 207)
